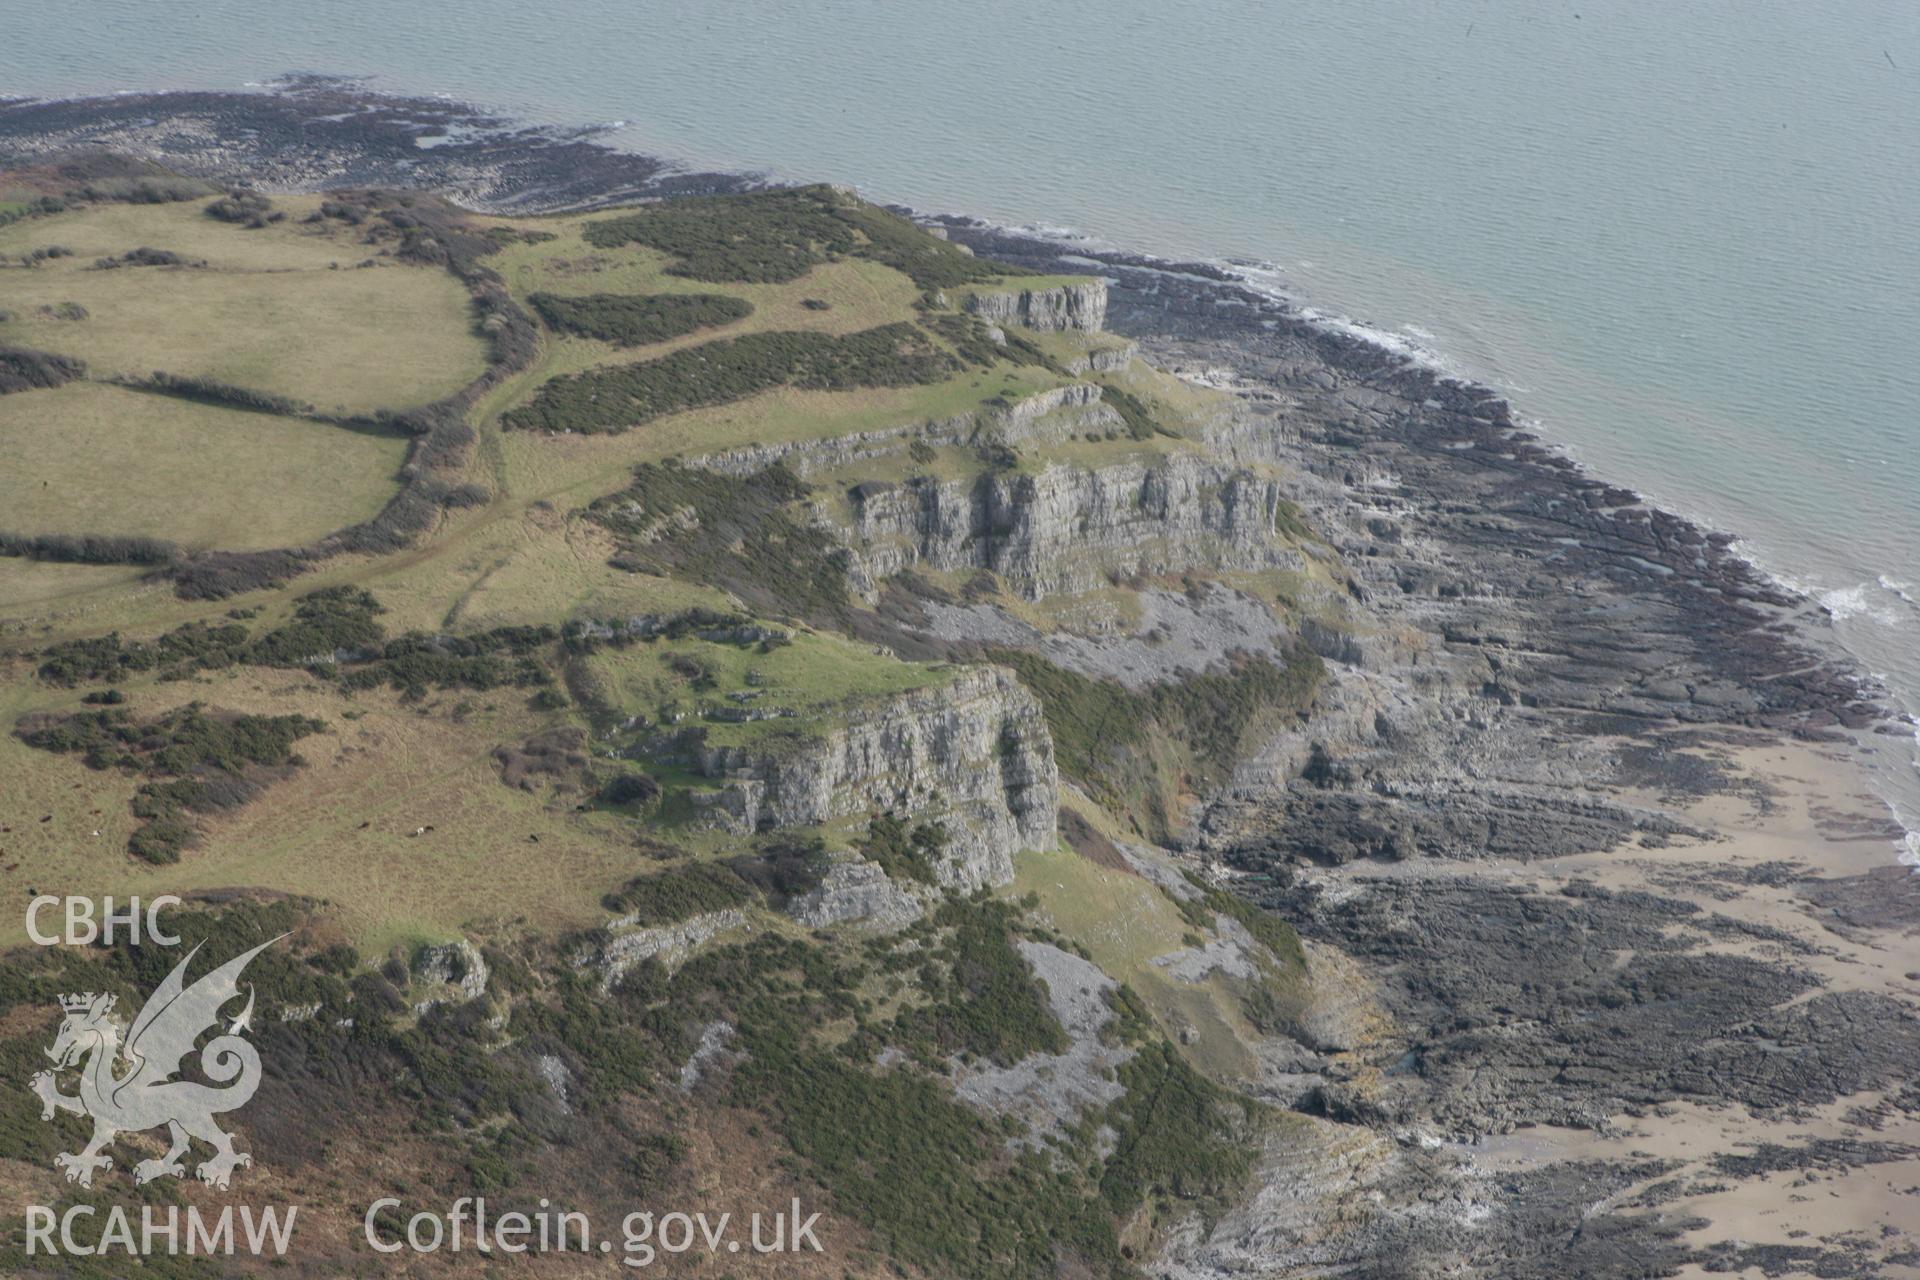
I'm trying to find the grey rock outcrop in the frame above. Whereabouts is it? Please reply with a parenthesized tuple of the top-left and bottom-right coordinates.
(841, 452, 1306, 601)
(535, 1053, 573, 1111)
(963, 279, 1108, 332)
(953, 941, 1132, 1143)
(786, 860, 925, 931)
(585, 908, 747, 987)
(410, 940, 488, 1013)
(689, 381, 1120, 479)
(1064, 340, 1138, 374)
(688, 666, 1057, 890)
(918, 581, 1290, 689)
(677, 1020, 739, 1093)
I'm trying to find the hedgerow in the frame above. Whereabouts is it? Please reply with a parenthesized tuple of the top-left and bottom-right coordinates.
(0, 190, 648, 594)
(0, 531, 175, 567)
(502, 322, 956, 435)
(146, 191, 540, 598)
(90, 247, 204, 270)
(36, 585, 558, 698)
(122, 370, 314, 417)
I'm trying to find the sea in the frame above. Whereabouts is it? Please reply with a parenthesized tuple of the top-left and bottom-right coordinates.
(4, 0, 1917, 848)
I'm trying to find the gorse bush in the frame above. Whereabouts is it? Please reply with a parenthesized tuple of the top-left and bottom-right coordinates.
(600, 862, 756, 927)
(0, 881, 1252, 1280)
(726, 834, 831, 900)
(593, 463, 850, 619)
(502, 322, 956, 435)
(1097, 381, 1176, 441)
(36, 621, 250, 684)
(205, 190, 282, 228)
(1177, 870, 1308, 972)
(0, 344, 85, 394)
(245, 586, 385, 665)
(856, 813, 948, 885)
(599, 771, 661, 807)
(580, 185, 1032, 290)
(16, 703, 325, 864)
(35, 585, 558, 698)
(878, 897, 1068, 1066)
(986, 644, 1323, 835)
(989, 645, 1322, 786)
(529, 291, 751, 347)
(1098, 1041, 1262, 1216)
(90, 247, 203, 270)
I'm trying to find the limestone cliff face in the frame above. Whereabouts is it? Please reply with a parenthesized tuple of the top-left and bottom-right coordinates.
(842, 452, 1303, 601)
(963, 280, 1108, 332)
(686, 667, 1057, 890)
(1064, 341, 1138, 375)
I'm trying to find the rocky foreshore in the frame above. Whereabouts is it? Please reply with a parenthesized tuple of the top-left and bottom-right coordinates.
(7, 82, 1917, 1277)
(940, 221, 1920, 1276)
(0, 75, 754, 208)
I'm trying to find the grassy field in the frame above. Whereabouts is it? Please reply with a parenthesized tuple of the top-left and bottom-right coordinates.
(404, 508, 735, 634)
(0, 195, 352, 272)
(584, 628, 955, 748)
(0, 560, 159, 633)
(0, 196, 488, 412)
(0, 670, 646, 953)
(488, 220, 923, 341)
(0, 382, 409, 550)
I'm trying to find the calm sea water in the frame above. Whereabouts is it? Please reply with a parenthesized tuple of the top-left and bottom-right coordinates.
(5, 0, 1917, 836)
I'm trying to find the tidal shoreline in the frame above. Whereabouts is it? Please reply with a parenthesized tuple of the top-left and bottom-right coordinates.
(6, 80, 1918, 1275)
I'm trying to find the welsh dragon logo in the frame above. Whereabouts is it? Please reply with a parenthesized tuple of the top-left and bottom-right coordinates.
(29, 936, 281, 1189)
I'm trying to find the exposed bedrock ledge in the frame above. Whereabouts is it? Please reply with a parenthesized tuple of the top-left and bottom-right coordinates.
(1063, 340, 1138, 375)
(689, 381, 1120, 479)
(786, 860, 925, 931)
(840, 452, 1305, 601)
(962, 279, 1108, 332)
(579, 908, 747, 989)
(685, 666, 1058, 890)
